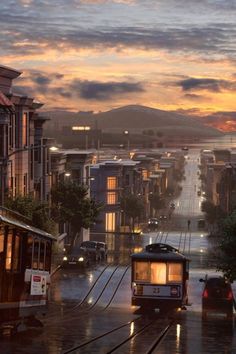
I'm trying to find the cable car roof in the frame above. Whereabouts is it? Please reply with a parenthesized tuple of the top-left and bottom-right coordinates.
(0, 214, 56, 240)
(131, 243, 189, 261)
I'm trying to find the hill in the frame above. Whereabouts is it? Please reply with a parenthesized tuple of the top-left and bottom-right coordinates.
(42, 105, 222, 137)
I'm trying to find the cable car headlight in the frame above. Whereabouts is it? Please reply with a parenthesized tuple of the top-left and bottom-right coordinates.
(63, 256, 68, 261)
(78, 257, 84, 262)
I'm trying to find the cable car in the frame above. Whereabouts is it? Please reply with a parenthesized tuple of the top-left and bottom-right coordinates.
(131, 243, 189, 312)
(0, 207, 55, 333)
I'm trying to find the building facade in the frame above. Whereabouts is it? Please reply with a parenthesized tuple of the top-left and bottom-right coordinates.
(0, 65, 51, 205)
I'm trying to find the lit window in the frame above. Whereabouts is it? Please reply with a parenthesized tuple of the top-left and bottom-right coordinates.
(107, 192, 117, 204)
(39, 241, 45, 270)
(22, 112, 28, 146)
(107, 177, 117, 190)
(33, 240, 39, 269)
(168, 263, 182, 282)
(105, 212, 116, 232)
(12, 234, 20, 271)
(5, 231, 13, 271)
(26, 236, 33, 269)
(150, 262, 166, 284)
(134, 261, 149, 282)
(0, 229, 4, 253)
(142, 169, 148, 180)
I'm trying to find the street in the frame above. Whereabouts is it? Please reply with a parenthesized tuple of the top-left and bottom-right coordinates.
(1, 149, 236, 354)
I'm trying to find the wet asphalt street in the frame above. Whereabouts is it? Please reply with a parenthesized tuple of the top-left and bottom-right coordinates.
(1, 149, 236, 353)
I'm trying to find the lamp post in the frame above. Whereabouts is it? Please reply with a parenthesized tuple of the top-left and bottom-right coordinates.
(123, 130, 130, 151)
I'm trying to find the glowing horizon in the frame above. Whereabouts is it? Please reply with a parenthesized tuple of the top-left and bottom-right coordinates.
(1, 0, 236, 130)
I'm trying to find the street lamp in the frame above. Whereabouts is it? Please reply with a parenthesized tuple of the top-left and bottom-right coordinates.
(123, 130, 130, 151)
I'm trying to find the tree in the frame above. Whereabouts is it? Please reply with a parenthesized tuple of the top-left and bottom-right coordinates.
(5, 195, 55, 233)
(201, 200, 225, 233)
(215, 210, 236, 281)
(120, 194, 145, 232)
(51, 181, 102, 249)
(149, 193, 165, 217)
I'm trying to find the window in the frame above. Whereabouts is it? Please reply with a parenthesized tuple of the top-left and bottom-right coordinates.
(45, 242, 51, 271)
(134, 262, 149, 282)
(142, 169, 148, 180)
(33, 239, 39, 269)
(107, 192, 117, 204)
(150, 262, 166, 284)
(9, 113, 14, 148)
(12, 233, 20, 271)
(39, 241, 45, 270)
(168, 263, 182, 282)
(107, 177, 117, 190)
(23, 174, 27, 195)
(22, 112, 28, 146)
(0, 229, 4, 253)
(26, 235, 33, 269)
(5, 230, 13, 271)
(105, 212, 116, 232)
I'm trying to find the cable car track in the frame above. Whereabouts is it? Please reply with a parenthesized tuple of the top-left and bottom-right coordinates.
(62, 314, 174, 354)
(45, 264, 131, 323)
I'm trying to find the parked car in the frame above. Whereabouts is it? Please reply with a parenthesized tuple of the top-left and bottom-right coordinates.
(80, 241, 101, 261)
(62, 247, 90, 268)
(97, 242, 108, 260)
(199, 276, 235, 319)
(148, 218, 159, 231)
(159, 215, 167, 221)
(198, 219, 205, 229)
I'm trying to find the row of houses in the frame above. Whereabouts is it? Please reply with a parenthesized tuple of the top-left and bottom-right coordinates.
(200, 148, 236, 214)
(0, 64, 185, 242)
(50, 148, 185, 237)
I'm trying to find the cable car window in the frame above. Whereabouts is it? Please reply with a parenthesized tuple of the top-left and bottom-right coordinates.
(12, 233, 20, 271)
(0, 229, 4, 271)
(26, 235, 33, 268)
(0, 229, 4, 253)
(45, 241, 51, 271)
(134, 261, 149, 282)
(39, 241, 45, 270)
(168, 263, 182, 282)
(33, 239, 39, 269)
(5, 230, 13, 271)
(150, 262, 166, 284)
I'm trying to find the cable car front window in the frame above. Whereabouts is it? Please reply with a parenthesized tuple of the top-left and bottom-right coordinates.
(168, 263, 183, 282)
(150, 262, 166, 284)
(12, 233, 20, 271)
(5, 230, 13, 271)
(134, 261, 149, 282)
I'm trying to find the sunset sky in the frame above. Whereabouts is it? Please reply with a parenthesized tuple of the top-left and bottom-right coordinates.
(1, 0, 236, 129)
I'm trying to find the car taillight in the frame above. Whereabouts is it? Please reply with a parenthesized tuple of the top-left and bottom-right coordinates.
(227, 290, 233, 300)
(203, 289, 208, 298)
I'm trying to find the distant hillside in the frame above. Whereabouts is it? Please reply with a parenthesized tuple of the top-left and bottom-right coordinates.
(42, 105, 222, 137)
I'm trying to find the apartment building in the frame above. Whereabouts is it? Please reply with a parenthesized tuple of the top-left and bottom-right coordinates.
(0, 65, 50, 205)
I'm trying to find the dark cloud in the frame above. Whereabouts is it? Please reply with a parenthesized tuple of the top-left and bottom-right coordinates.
(32, 74, 51, 86)
(0, 14, 235, 59)
(177, 77, 236, 92)
(70, 79, 144, 100)
(184, 93, 206, 100)
(14, 78, 144, 101)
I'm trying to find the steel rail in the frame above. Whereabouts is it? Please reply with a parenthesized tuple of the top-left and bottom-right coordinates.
(106, 318, 158, 354)
(62, 316, 143, 354)
(102, 265, 131, 310)
(144, 321, 173, 354)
